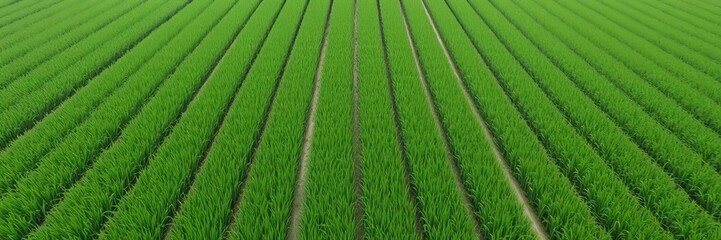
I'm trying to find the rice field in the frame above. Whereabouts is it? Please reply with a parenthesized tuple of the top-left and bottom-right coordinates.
(1, 0, 721, 239)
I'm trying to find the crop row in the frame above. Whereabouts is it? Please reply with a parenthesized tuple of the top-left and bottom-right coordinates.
(478, 0, 721, 236)
(98, 0, 304, 237)
(356, 0, 418, 237)
(543, 0, 721, 136)
(380, 0, 480, 237)
(2, 0, 721, 239)
(0, 0, 223, 238)
(0, 0, 191, 196)
(0, 0, 91, 46)
(450, 1, 672, 237)
(402, 0, 561, 238)
(599, 0, 721, 84)
(183, 0, 313, 237)
(25, 0, 265, 239)
(452, 0, 721, 237)
(0, 1, 191, 154)
(587, 0, 721, 105)
(452, 0, 659, 238)
(427, 0, 619, 238)
(652, 0, 721, 26)
(203, 0, 329, 238)
(0, 0, 120, 66)
(522, 0, 721, 220)
(0, 0, 140, 88)
(599, 0, 721, 65)
(0, 0, 170, 150)
(0, 0, 40, 17)
(492, 0, 721, 236)
(514, 0, 721, 175)
(0, 0, 17, 9)
(599, 0, 721, 98)
(298, 0, 357, 237)
(0, 0, 59, 28)
(621, 0, 721, 48)
(96, 0, 294, 237)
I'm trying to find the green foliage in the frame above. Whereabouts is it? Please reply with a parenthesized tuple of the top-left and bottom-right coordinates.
(522, 0, 721, 225)
(401, 0, 544, 238)
(357, 0, 417, 237)
(2, 0, 721, 239)
(379, 0, 477, 237)
(97, 0, 291, 237)
(28, 0, 261, 238)
(494, 1, 721, 237)
(0, 0, 94, 47)
(0, 0, 142, 89)
(183, 0, 328, 238)
(0, 1, 224, 238)
(298, 0, 357, 237)
(0, 0, 59, 28)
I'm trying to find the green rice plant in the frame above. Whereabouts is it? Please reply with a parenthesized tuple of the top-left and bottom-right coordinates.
(0, 1, 162, 146)
(592, 2, 721, 106)
(524, 0, 721, 220)
(0, 0, 45, 14)
(0, 0, 125, 63)
(653, 0, 721, 25)
(687, 0, 721, 12)
(493, 1, 721, 237)
(0, 0, 94, 45)
(26, 0, 262, 239)
(0, 0, 142, 88)
(1, 0, 719, 238)
(690, 0, 721, 12)
(0, 9, 162, 120)
(510, 0, 721, 176)
(460, 0, 721, 237)
(390, 0, 608, 238)
(0, 1, 231, 238)
(542, 0, 721, 134)
(0, 0, 192, 196)
(595, 0, 721, 85)
(431, 0, 670, 239)
(172, 0, 317, 238)
(578, 0, 721, 101)
(667, 0, 721, 18)
(0, 0, 187, 149)
(402, 0, 549, 238)
(0, 0, 59, 28)
(501, 0, 721, 169)
(355, 0, 418, 237)
(98, 0, 294, 238)
(628, 0, 721, 43)
(297, 0, 359, 237)
(598, 0, 721, 63)
(380, 0, 474, 237)
(0, 0, 18, 9)
(430, 1, 648, 238)
(169, 0, 327, 238)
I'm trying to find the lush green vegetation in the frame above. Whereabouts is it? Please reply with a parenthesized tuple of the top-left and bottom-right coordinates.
(297, 0, 357, 237)
(28, 0, 262, 238)
(2, 0, 720, 239)
(357, 0, 417, 237)
(379, 0, 481, 237)
(98, 0, 290, 238)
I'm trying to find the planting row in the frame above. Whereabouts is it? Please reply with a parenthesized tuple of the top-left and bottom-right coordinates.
(0, 0, 231, 238)
(2, 0, 721, 239)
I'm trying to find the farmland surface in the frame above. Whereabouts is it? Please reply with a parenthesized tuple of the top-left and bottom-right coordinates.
(1, 0, 721, 239)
